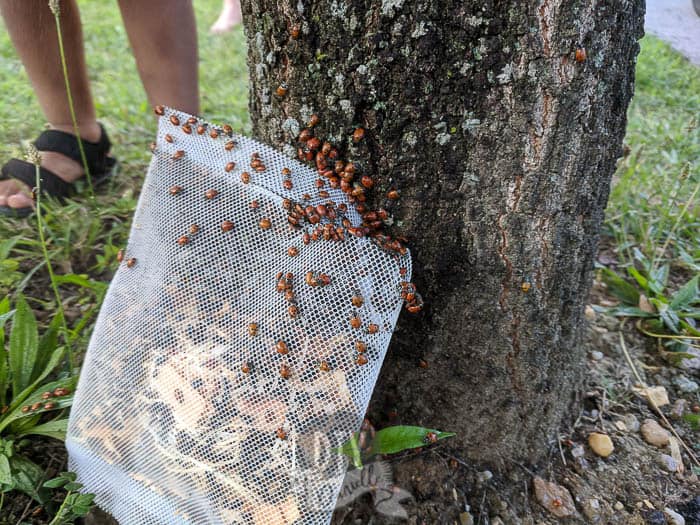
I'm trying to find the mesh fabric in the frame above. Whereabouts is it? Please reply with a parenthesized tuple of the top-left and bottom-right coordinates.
(66, 107, 411, 525)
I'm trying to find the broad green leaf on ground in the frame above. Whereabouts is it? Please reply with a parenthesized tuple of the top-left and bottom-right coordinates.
(9, 294, 38, 395)
(7, 454, 47, 502)
(18, 418, 69, 440)
(670, 275, 698, 309)
(0, 454, 11, 486)
(34, 311, 63, 383)
(0, 297, 11, 406)
(369, 426, 456, 455)
(335, 425, 456, 463)
(600, 268, 640, 305)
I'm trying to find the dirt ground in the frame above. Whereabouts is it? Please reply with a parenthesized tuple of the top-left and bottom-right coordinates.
(332, 276, 700, 525)
(1, 275, 698, 525)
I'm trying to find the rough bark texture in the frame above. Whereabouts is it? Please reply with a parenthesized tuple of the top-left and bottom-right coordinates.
(240, 0, 644, 465)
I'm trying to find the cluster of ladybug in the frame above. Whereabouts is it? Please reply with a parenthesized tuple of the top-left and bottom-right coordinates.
(146, 107, 422, 316)
(16, 386, 70, 414)
(291, 114, 422, 313)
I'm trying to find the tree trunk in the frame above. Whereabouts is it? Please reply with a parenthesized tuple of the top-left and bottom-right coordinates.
(239, 0, 644, 466)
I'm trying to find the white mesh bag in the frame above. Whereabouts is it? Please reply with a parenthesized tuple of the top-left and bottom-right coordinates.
(66, 107, 412, 525)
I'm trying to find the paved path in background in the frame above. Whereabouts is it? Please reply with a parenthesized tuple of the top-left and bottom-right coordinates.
(645, 0, 700, 66)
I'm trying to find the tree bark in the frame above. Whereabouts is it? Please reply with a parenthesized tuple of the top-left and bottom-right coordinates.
(239, 0, 644, 466)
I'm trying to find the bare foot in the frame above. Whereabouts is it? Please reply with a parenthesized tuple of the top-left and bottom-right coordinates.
(210, 0, 242, 34)
(0, 122, 102, 211)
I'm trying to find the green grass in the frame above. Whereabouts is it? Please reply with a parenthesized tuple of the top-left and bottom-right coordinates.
(607, 37, 700, 270)
(0, 0, 249, 302)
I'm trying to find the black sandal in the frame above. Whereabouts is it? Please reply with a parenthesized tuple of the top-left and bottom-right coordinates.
(0, 123, 118, 218)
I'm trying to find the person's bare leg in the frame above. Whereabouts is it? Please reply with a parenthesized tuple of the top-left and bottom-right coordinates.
(118, 0, 199, 116)
(210, 0, 241, 34)
(0, 0, 101, 210)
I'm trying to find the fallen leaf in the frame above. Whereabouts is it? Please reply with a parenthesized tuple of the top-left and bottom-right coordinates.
(668, 437, 684, 474)
(638, 294, 655, 313)
(533, 476, 577, 518)
(633, 385, 670, 408)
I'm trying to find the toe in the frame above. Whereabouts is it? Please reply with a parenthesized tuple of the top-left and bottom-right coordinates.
(0, 179, 24, 198)
(7, 192, 33, 210)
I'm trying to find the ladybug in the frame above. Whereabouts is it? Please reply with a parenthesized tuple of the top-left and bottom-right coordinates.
(424, 431, 438, 444)
(276, 83, 288, 97)
(280, 364, 291, 379)
(352, 127, 365, 143)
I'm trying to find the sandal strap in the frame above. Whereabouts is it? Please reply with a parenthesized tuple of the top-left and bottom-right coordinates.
(0, 158, 74, 198)
(34, 123, 111, 174)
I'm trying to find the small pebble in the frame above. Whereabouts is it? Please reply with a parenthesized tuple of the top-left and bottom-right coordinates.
(590, 350, 604, 361)
(645, 510, 669, 525)
(673, 375, 699, 393)
(588, 432, 614, 457)
(622, 413, 640, 432)
(671, 399, 687, 419)
(582, 498, 602, 523)
(644, 386, 670, 407)
(476, 470, 493, 484)
(657, 453, 678, 473)
(641, 419, 671, 447)
(664, 507, 685, 525)
(614, 501, 624, 511)
(584, 304, 596, 320)
(459, 511, 474, 525)
(571, 444, 585, 458)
